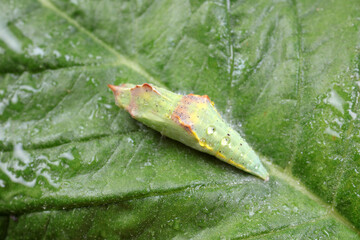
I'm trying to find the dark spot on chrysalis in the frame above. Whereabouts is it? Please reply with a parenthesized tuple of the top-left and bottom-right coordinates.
(240, 143, 242, 146)
(227, 133, 230, 136)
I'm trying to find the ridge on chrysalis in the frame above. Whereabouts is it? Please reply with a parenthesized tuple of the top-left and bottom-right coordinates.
(108, 83, 269, 181)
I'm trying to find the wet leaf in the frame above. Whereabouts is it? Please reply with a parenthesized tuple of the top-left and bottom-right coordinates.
(0, 0, 359, 239)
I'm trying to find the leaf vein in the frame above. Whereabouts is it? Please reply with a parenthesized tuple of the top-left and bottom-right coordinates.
(37, 0, 163, 87)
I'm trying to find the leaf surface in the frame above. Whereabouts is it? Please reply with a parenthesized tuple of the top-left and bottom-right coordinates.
(0, 0, 359, 238)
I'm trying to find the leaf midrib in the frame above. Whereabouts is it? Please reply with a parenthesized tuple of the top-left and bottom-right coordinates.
(264, 158, 360, 235)
(38, 0, 164, 88)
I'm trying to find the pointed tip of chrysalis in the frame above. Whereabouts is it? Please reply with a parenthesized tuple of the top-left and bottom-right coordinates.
(255, 171, 269, 181)
(258, 168, 270, 182)
(251, 159, 270, 181)
(107, 84, 119, 93)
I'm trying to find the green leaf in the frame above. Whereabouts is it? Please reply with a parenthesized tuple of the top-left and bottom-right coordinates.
(0, 0, 359, 239)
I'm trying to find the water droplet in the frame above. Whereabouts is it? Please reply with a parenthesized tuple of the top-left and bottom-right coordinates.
(199, 138, 206, 147)
(324, 89, 345, 114)
(28, 46, 45, 57)
(59, 151, 74, 160)
(324, 127, 340, 138)
(14, 143, 31, 164)
(221, 137, 230, 146)
(207, 126, 215, 135)
(0, 20, 22, 53)
(0, 179, 5, 188)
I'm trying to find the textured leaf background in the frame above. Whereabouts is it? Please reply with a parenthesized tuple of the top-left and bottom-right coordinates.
(0, 0, 360, 239)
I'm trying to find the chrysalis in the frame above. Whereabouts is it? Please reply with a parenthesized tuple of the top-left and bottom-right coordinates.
(108, 83, 269, 181)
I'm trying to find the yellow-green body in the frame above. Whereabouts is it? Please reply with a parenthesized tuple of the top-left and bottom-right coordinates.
(109, 83, 269, 180)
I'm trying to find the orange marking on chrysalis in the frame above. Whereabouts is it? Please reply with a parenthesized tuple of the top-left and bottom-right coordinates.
(107, 84, 118, 93)
(171, 114, 193, 134)
(131, 83, 161, 95)
(188, 93, 211, 102)
(127, 83, 162, 118)
(172, 114, 207, 150)
(171, 94, 210, 130)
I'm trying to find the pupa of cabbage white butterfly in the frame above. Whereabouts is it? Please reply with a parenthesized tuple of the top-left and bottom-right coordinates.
(108, 83, 269, 181)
